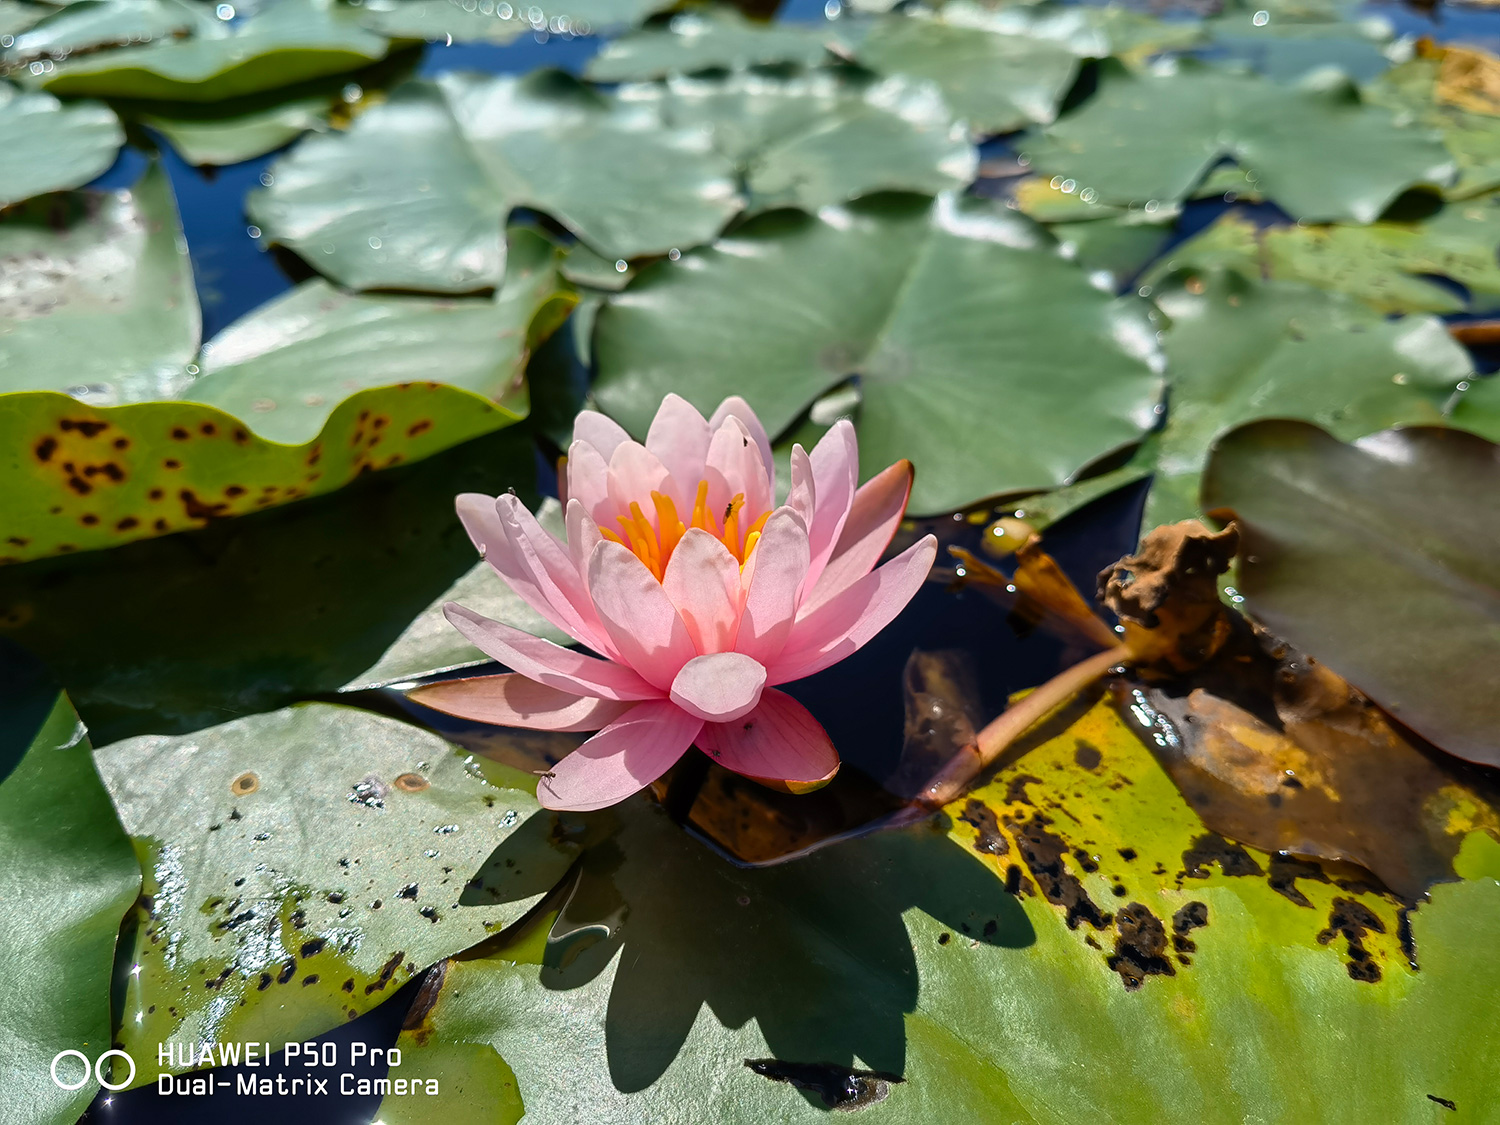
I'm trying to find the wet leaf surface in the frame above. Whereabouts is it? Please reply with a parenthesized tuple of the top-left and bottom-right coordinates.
(1202, 420, 1500, 767)
(594, 192, 1163, 515)
(248, 69, 740, 293)
(135, 92, 334, 167)
(357, 0, 674, 44)
(1024, 61, 1453, 222)
(1367, 51, 1500, 200)
(23, 0, 392, 102)
(1144, 203, 1500, 315)
(0, 642, 139, 1123)
(380, 691, 1500, 1122)
(0, 85, 124, 206)
(96, 702, 578, 1085)
(0, 0, 210, 70)
(584, 8, 844, 81)
(0, 424, 538, 744)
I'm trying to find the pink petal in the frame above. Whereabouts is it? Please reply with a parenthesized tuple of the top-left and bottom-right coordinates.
(574, 410, 631, 460)
(586, 540, 697, 691)
(661, 528, 743, 654)
(492, 493, 614, 655)
(408, 673, 630, 732)
(443, 602, 660, 701)
(669, 652, 767, 722)
(803, 459, 915, 613)
(710, 396, 775, 492)
(736, 507, 810, 665)
(565, 498, 603, 581)
(566, 439, 614, 529)
(804, 420, 858, 592)
(538, 700, 702, 811)
(767, 534, 938, 684)
(646, 393, 711, 511)
(697, 689, 840, 792)
(786, 445, 815, 531)
(606, 441, 674, 529)
(705, 415, 771, 523)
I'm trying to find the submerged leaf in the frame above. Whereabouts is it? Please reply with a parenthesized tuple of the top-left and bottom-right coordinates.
(594, 192, 1163, 515)
(1203, 420, 1500, 767)
(1024, 61, 1453, 222)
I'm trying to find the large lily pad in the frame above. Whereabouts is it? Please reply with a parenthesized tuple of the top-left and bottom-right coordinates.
(25, 0, 391, 102)
(0, 645, 139, 1124)
(1137, 268, 1471, 527)
(1199, 4, 1395, 82)
(1366, 53, 1500, 200)
(0, 422, 539, 745)
(96, 702, 578, 1084)
(135, 91, 334, 166)
(1023, 61, 1453, 222)
(855, 8, 1081, 135)
(593, 191, 1163, 516)
(1143, 204, 1500, 315)
(0, 186, 570, 561)
(379, 691, 1500, 1121)
(1202, 420, 1500, 768)
(0, 0, 211, 69)
(0, 85, 124, 205)
(248, 69, 740, 292)
(585, 8, 845, 81)
(357, 0, 675, 43)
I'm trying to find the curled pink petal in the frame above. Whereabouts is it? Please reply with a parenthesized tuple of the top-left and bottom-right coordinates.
(566, 439, 614, 528)
(804, 420, 858, 591)
(492, 493, 614, 655)
(710, 395, 775, 490)
(443, 602, 659, 701)
(669, 652, 767, 722)
(736, 508, 809, 665)
(803, 460, 915, 613)
(786, 445, 815, 530)
(646, 393, 711, 512)
(574, 410, 631, 461)
(768, 535, 938, 684)
(538, 700, 702, 811)
(661, 528, 743, 654)
(705, 415, 771, 522)
(565, 498, 603, 580)
(409, 674, 630, 732)
(587, 540, 698, 691)
(698, 690, 839, 793)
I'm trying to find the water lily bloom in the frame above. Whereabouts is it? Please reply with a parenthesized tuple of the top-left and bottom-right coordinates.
(411, 394, 937, 811)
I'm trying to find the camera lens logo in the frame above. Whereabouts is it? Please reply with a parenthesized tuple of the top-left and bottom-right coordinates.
(51, 1049, 135, 1091)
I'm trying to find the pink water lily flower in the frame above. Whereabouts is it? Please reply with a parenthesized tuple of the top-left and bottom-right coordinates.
(411, 394, 937, 812)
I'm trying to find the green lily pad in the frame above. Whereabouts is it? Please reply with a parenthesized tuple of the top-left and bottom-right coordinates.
(1200, 6, 1395, 82)
(584, 8, 845, 81)
(0, 1, 52, 39)
(1023, 60, 1453, 222)
(0, 182, 570, 560)
(1450, 372, 1500, 442)
(0, 646, 140, 1123)
(0, 0, 211, 69)
(380, 692, 1500, 1121)
(1202, 420, 1500, 768)
(0, 424, 539, 744)
(27, 0, 391, 102)
(1141, 268, 1470, 528)
(1366, 56, 1500, 200)
(357, 0, 675, 43)
(0, 160, 199, 402)
(248, 69, 740, 292)
(855, 9, 1082, 134)
(0, 85, 124, 205)
(344, 499, 571, 692)
(96, 702, 578, 1083)
(593, 191, 1163, 516)
(136, 91, 333, 166)
(1143, 204, 1500, 315)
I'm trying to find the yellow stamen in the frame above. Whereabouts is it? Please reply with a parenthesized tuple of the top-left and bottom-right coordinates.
(651, 490, 686, 560)
(607, 480, 770, 581)
(690, 479, 712, 533)
(600, 527, 626, 547)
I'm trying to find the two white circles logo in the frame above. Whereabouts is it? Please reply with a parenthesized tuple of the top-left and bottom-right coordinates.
(51, 1049, 135, 1091)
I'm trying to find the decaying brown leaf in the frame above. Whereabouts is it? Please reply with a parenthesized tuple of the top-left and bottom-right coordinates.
(1424, 39, 1500, 116)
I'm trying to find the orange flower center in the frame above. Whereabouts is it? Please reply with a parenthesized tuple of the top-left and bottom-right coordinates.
(600, 480, 770, 581)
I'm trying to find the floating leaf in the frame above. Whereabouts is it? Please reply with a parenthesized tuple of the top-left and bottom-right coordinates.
(248, 70, 739, 292)
(0, 424, 539, 744)
(380, 692, 1500, 1121)
(0, 644, 139, 1123)
(1199, 7, 1394, 82)
(594, 192, 1163, 515)
(1450, 371, 1500, 440)
(1138, 269, 1469, 527)
(344, 499, 572, 692)
(0, 0, 210, 69)
(1202, 420, 1500, 768)
(0, 1, 51, 39)
(0, 85, 123, 205)
(96, 702, 578, 1083)
(855, 9, 1081, 134)
(585, 8, 843, 81)
(0, 199, 569, 561)
(357, 0, 674, 43)
(1024, 61, 1453, 222)
(1143, 204, 1500, 314)
(0, 160, 199, 402)
(1366, 53, 1500, 199)
(136, 92, 334, 166)
(26, 0, 391, 102)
